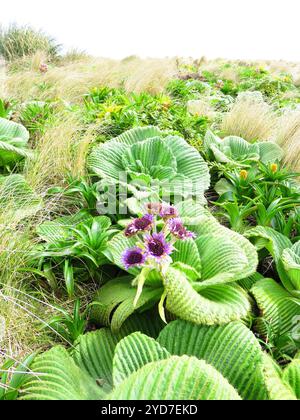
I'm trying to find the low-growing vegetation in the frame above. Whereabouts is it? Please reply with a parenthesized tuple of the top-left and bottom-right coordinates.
(0, 27, 300, 400)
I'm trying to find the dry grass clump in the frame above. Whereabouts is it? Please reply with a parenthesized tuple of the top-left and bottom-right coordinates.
(6, 57, 178, 102)
(221, 94, 276, 142)
(24, 112, 95, 194)
(274, 110, 300, 171)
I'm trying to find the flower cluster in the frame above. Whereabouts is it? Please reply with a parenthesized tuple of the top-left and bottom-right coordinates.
(121, 203, 195, 270)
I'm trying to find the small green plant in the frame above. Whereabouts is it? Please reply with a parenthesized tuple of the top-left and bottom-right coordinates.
(32, 214, 118, 297)
(46, 299, 88, 344)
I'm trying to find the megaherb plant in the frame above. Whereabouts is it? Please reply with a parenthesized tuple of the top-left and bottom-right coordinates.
(13, 316, 300, 400)
(88, 126, 210, 205)
(90, 201, 257, 331)
(204, 130, 283, 165)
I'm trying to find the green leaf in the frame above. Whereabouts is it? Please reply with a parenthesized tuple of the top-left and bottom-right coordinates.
(20, 347, 104, 400)
(282, 241, 300, 291)
(158, 320, 270, 400)
(195, 234, 249, 286)
(192, 211, 258, 281)
(108, 355, 241, 400)
(90, 277, 163, 332)
(72, 312, 165, 391)
(0, 117, 31, 166)
(122, 137, 177, 180)
(251, 278, 300, 339)
(258, 142, 283, 164)
(112, 332, 170, 386)
(283, 359, 300, 399)
(245, 226, 294, 292)
(261, 353, 297, 400)
(163, 268, 251, 325)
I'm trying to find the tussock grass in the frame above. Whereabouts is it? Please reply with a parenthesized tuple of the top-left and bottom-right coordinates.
(274, 110, 300, 171)
(0, 24, 59, 62)
(24, 113, 94, 193)
(221, 95, 276, 142)
(6, 57, 178, 102)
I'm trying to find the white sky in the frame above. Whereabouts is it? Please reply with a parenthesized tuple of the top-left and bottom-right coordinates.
(1, 0, 300, 61)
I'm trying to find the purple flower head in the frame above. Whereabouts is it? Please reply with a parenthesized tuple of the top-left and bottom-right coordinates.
(145, 233, 173, 260)
(122, 247, 147, 270)
(134, 214, 154, 231)
(168, 218, 196, 240)
(145, 202, 162, 215)
(160, 204, 179, 219)
(124, 214, 154, 237)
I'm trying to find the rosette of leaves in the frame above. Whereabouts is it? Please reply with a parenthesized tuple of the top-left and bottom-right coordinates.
(18, 318, 298, 400)
(32, 211, 118, 296)
(0, 117, 32, 167)
(245, 226, 300, 352)
(87, 126, 210, 203)
(204, 130, 283, 166)
(90, 201, 258, 331)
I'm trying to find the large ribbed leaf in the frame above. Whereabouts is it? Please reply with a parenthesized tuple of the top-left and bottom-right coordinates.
(113, 333, 170, 386)
(113, 126, 162, 146)
(108, 355, 241, 400)
(164, 135, 210, 195)
(192, 212, 258, 281)
(204, 131, 259, 164)
(245, 226, 294, 293)
(195, 234, 249, 286)
(282, 241, 300, 292)
(261, 353, 297, 400)
(251, 278, 300, 339)
(122, 137, 177, 181)
(90, 276, 163, 332)
(72, 312, 164, 392)
(0, 117, 31, 166)
(258, 142, 284, 164)
(163, 268, 251, 325)
(283, 359, 300, 399)
(36, 211, 93, 243)
(0, 117, 29, 144)
(204, 130, 283, 165)
(20, 347, 104, 400)
(87, 126, 210, 202)
(171, 238, 201, 280)
(245, 226, 292, 261)
(0, 174, 42, 220)
(158, 320, 269, 400)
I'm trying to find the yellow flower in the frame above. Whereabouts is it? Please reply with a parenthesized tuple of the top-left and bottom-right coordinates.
(270, 163, 278, 173)
(240, 170, 248, 180)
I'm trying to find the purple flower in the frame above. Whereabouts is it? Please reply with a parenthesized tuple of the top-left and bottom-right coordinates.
(122, 247, 147, 270)
(145, 233, 173, 260)
(134, 214, 154, 231)
(168, 218, 196, 240)
(124, 214, 154, 237)
(160, 204, 179, 219)
(145, 202, 162, 215)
